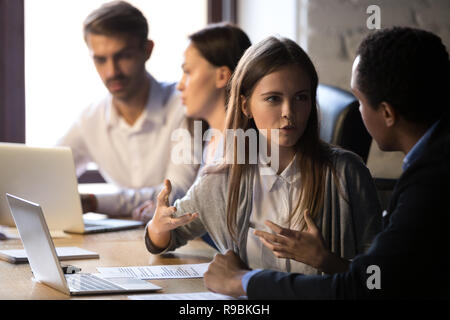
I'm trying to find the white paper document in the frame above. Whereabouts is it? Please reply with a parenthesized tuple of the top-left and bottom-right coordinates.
(97, 263, 210, 280)
(129, 291, 244, 300)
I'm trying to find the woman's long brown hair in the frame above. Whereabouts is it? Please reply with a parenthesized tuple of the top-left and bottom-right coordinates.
(224, 36, 340, 241)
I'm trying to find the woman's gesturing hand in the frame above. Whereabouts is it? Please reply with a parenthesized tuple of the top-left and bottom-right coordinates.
(255, 209, 350, 274)
(147, 179, 198, 249)
(255, 209, 329, 271)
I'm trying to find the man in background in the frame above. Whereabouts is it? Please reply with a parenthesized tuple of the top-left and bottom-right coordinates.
(58, 1, 198, 220)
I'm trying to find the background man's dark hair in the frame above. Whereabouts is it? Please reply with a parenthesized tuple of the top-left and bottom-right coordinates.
(83, 1, 148, 45)
(356, 26, 450, 126)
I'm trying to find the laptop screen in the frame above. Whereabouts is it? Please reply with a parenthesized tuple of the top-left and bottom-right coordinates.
(0, 143, 84, 232)
(6, 193, 70, 294)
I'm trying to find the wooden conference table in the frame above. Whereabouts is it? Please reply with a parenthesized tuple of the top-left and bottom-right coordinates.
(0, 227, 218, 300)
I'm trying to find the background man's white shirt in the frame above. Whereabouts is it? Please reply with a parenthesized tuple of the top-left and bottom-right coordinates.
(58, 74, 199, 216)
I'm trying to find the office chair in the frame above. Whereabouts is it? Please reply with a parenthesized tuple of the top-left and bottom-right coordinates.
(78, 168, 106, 183)
(317, 84, 372, 163)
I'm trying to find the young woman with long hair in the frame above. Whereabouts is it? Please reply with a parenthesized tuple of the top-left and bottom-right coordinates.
(145, 36, 381, 275)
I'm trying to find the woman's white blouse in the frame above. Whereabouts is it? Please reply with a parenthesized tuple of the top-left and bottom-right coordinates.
(247, 155, 314, 273)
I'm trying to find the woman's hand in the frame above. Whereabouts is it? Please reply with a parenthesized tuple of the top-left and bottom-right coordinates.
(255, 209, 350, 274)
(147, 179, 198, 249)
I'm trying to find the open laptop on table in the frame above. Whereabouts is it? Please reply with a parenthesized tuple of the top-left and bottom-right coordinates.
(0, 143, 143, 234)
(6, 193, 161, 295)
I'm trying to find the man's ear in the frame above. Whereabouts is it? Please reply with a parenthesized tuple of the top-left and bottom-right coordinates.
(144, 40, 154, 61)
(241, 95, 252, 119)
(215, 66, 232, 89)
(379, 102, 397, 127)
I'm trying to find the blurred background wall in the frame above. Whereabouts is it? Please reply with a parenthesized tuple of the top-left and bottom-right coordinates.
(239, 0, 450, 179)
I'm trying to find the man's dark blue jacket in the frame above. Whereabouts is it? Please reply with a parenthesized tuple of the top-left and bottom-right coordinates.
(248, 113, 450, 299)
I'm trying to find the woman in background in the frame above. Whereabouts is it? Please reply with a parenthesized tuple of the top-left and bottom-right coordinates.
(134, 24, 251, 248)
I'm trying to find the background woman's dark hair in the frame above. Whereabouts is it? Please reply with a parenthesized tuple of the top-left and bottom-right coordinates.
(188, 23, 251, 73)
(186, 24, 251, 145)
(83, 1, 148, 45)
(356, 26, 450, 126)
(188, 23, 251, 111)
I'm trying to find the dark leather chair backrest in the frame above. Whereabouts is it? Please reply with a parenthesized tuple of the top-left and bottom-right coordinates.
(317, 84, 372, 163)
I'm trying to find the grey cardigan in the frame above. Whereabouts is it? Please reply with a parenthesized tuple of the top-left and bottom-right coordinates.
(145, 148, 382, 274)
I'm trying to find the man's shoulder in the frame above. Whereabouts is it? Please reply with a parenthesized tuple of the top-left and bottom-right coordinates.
(65, 94, 111, 133)
(74, 94, 111, 127)
(390, 129, 450, 211)
(403, 127, 450, 183)
(155, 83, 189, 133)
(154, 78, 180, 107)
(158, 80, 178, 95)
(151, 78, 184, 119)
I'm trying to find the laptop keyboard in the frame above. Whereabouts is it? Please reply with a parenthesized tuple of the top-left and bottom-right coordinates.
(66, 273, 123, 292)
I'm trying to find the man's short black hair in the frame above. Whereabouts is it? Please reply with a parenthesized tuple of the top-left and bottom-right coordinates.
(356, 27, 450, 126)
(83, 1, 148, 45)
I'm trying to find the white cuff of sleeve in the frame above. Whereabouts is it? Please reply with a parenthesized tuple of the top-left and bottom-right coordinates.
(95, 192, 122, 216)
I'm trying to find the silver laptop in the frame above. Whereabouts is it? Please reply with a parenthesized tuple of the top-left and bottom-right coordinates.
(0, 143, 143, 233)
(6, 193, 161, 295)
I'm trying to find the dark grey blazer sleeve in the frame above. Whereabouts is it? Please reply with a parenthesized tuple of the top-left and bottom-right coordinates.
(338, 151, 382, 253)
(247, 270, 336, 300)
